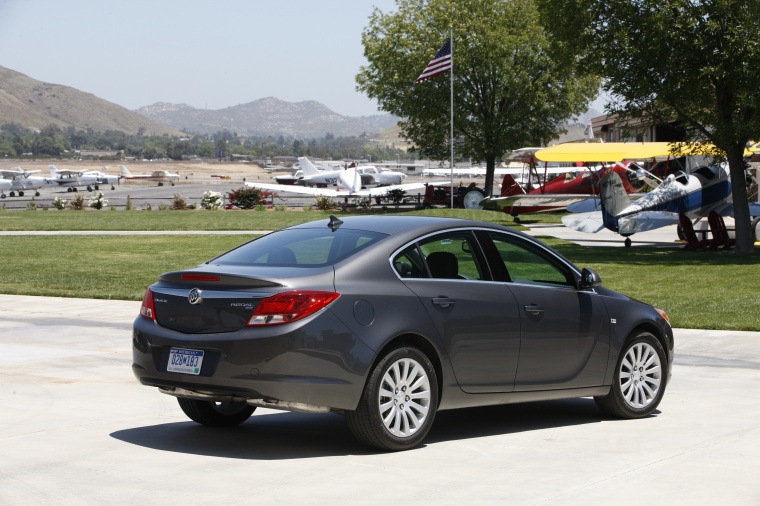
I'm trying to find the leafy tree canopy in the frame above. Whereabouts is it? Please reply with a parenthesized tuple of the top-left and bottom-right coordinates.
(538, 0, 760, 252)
(357, 0, 599, 194)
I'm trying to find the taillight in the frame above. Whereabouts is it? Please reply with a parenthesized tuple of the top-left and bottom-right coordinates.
(181, 274, 220, 281)
(140, 288, 156, 320)
(248, 290, 340, 326)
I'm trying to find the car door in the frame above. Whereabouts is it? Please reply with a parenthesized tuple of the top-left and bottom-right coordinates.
(393, 230, 521, 394)
(481, 231, 609, 391)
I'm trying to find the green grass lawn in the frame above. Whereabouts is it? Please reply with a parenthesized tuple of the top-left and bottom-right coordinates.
(1, 208, 758, 330)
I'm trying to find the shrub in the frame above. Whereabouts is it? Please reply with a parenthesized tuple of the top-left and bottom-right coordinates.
(200, 190, 223, 210)
(70, 194, 86, 210)
(170, 193, 188, 210)
(52, 197, 68, 210)
(314, 195, 337, 211)
(26, 201, 37, 211)
(88, 192, 108, 210)
(227, 187, 266, 209)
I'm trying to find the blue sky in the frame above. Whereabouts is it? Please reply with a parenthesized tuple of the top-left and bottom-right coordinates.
(0, 0, 400, 117)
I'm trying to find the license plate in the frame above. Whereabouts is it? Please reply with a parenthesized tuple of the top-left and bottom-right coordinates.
(167, 347, 204, 375)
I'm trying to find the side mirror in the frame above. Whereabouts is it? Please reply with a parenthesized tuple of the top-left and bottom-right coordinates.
(579, 267, 602, 289)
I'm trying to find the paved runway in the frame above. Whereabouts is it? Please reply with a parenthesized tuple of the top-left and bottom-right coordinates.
(1, 293, 759, 505)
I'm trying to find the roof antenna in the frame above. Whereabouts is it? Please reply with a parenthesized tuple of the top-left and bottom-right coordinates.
(328, 215, 343, 232)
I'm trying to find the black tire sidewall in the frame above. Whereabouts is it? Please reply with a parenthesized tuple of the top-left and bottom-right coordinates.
(350, 346, 438, 451)
(609, 332, 667, 418)
(177, 398, 255, 427)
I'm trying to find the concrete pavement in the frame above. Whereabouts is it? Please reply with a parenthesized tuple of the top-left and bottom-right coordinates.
(1, 293, 759, 505)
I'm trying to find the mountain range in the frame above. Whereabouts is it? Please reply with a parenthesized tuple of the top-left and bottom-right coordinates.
(0, 67, 180, 136)
(0, 66, 597, 140)
(0, 66, 398, 138)
(135, 99, 399, 138)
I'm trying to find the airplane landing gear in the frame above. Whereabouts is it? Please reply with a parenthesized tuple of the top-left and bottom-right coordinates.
(111, 185, 115, 190)
(624, 237, 632, 248)
(18, 191, 24, 197)
(35, 191, 40, 197)
(158, 182, 164, 187)
(86, 185, 93, 192)
(9, 191, 15, 197)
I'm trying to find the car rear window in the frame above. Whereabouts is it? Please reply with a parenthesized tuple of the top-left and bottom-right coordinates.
(209, 228, 388, 267)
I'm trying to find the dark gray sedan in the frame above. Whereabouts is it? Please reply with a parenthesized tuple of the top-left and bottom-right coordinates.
(132, 215, 673, 451)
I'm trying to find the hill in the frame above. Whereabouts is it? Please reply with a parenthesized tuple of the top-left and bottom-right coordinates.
(136, 98, 400, 138)
(0, 67, 181, 136)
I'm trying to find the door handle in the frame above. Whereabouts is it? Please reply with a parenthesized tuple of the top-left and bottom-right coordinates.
(432, 297, 456, 308)
(524, 305, 544, 316)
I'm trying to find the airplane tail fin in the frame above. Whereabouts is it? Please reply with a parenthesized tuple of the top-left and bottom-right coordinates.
(338, 168, 362, 193)
(298, 157, 321, 176)
(118, 165, 131, 176)
(499, 174, 526, 197)
(48, 165, 58, 177)
(599, 172, 631, 233)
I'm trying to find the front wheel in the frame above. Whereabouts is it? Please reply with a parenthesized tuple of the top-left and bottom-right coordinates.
(347, 347, 438, 451)
(595, 331, 667, 418)
(177, 398, 255, 427)
(752, 216, 760, 243)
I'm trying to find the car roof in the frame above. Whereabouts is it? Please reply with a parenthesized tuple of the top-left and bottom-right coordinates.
(288, 215, 520, 238)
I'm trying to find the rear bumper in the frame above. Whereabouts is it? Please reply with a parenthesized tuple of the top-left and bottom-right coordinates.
(131, 311, 375, 411)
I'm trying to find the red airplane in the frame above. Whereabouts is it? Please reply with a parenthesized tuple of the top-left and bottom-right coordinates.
(480, 143, 671, 220)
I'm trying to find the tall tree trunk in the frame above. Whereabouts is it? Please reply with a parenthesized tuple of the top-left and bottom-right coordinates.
(726, 145, 754, 254)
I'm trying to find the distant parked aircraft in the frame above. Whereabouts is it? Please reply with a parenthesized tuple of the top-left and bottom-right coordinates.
(119, 165, 179, 186)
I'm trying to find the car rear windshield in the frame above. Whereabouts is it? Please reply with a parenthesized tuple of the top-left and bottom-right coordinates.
(209, 227, 388, 267)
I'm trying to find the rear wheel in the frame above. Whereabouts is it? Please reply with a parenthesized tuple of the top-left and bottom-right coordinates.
(347, 346, 438, 451)
(595, 331, 667, 418)
(177, 398, 255, 427)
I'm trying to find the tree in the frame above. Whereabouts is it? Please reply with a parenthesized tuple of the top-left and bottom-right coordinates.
(357, 0, 599, 195)
(538, 0, 760, 253)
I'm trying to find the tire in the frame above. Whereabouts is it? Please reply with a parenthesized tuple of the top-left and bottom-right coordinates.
(460, 188, 485, 209)
(676, 224, 686, 241)
(346, 346, 438, 451)
(595, 331, 667, 418)
(177, 398, 255, 427)
(752, 216, 760, 243)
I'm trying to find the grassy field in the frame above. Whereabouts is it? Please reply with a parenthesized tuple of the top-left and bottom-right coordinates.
(1, 208, 758, 330)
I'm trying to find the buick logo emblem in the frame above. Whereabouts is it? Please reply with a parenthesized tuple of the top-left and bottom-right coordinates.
(188, 288, 203, 305)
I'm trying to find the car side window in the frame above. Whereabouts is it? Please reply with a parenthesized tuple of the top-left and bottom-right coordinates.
(487, 232, 573, 287)
(393, 232, 485, 280)
(421, 232, 485, 280)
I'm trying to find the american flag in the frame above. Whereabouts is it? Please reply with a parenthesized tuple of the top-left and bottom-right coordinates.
(415, 38, 452, 83)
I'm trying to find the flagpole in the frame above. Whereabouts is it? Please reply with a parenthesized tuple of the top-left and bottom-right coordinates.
(449, 29, 454, 209)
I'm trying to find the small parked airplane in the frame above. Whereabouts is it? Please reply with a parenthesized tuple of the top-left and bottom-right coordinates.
(0, 167, 47, 197)
(292, 157, 407, 188)
(246, 157, 447, 198)
(45, 166, 119, 192)
(118, 165, 179, 186)
(563, 162, 760, 246)
(479, 144, 656, 220)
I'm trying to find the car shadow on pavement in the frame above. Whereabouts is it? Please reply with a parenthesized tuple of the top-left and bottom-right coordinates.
(110, 398, 641, 459)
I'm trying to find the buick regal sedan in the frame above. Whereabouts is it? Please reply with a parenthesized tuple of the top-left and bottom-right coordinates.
(132, 215, 673, 451)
